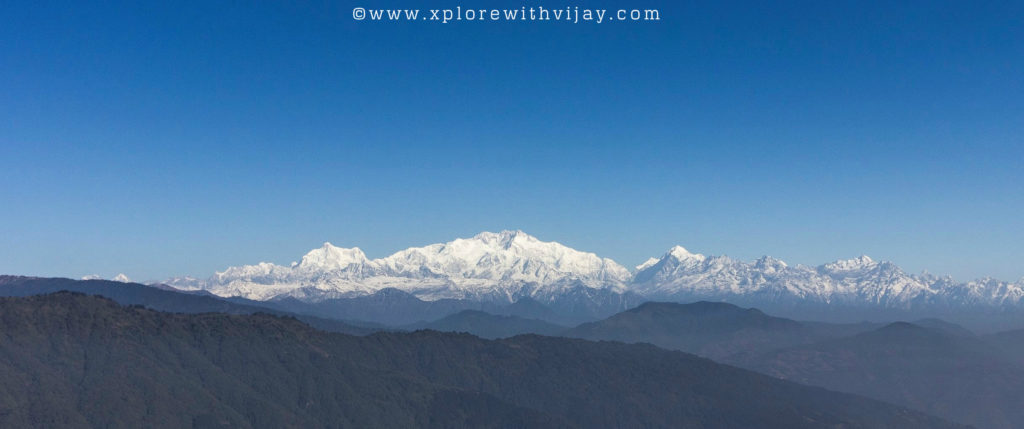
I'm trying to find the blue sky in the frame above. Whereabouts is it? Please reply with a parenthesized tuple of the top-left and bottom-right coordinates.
(1, 1, 1022, 281)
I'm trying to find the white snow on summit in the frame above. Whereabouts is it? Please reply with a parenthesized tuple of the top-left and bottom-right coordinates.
(630, 247, 1022, 308)
(167, 230, 630, 302)
(635, 257, 660, 272)
(81, 273, 133, 282)
(379, 230, 629, 285)
(165, 231, 1024, 309)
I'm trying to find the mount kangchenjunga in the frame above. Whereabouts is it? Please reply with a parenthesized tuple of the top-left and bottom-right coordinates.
(165, 231, 1024, 316)
(167, 231, 632, 302)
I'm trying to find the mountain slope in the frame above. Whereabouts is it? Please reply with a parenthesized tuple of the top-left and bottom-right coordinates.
(632, 247, 1024, 318)
(0, 276, 377, 335)
(566, 301, 822, 361)
(247, 285, 639, 326)
(748, 322, 1024, 429)
(0, 293, 968, 429)
(159, 231, 1024, 327)
(168, 230, 631, 304)
(631, 248, 940, 307)
(564, 299, 1024, 428)
(0, 292, 557, 429)
(985, 329, 1024, 362)
(406, 310, 566, 339)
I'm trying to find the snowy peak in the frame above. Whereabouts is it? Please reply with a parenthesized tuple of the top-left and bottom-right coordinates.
(754, 256, 788, 272)
(668, 245, 706, 263)
(163, 232, 1024, 310)
(297, 242, 370, 271)
(632, 248, 947, 308)
(80, 274, 132, 282)
(630, 244, 718, 288)
(819, 256, 884, 280)
(636, 257, 660, 272)
(473, 229, 530, 249)
(644, 245, 710, 272)
(632, 245, 706, 276)
(168, 231, 631, 302)
(821, 255, 879, 274)
(381, 230, 630, 285)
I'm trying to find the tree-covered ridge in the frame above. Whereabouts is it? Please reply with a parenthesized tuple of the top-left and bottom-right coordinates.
(0, 292, 968, 429)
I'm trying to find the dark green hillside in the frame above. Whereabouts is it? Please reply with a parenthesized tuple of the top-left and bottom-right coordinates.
(751, 322, 1024, 429)
(566, 301, 819, 361)
(406, 310, 566, 339)
(985, 329, 1024, 363)
(0, 292, 558, 429)
(0, 276, 376, 335)
(0, 293, 966, 429)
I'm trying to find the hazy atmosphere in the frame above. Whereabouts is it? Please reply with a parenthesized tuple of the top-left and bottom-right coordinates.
(2, 1, 1022, 282)
(3, 2, 1024, 429)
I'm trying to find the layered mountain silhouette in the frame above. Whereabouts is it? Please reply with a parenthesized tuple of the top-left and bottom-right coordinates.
(566, 301, 820, 361)
(0, 276, 378, 335)
(0, 292, 970, 429)
(157, 231, 1024, 328)
(750, 322, 1024, 429)
(406, 310, 566, 339)
(561, 299, 1024, 429)
(8, 275, 1024, 428)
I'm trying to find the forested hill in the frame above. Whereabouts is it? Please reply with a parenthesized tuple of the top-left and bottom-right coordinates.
(0, 276, 377, 335)
(0, 292, 968, 429)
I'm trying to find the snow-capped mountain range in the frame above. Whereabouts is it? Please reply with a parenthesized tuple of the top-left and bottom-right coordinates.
(630, 246, 1023, 309)
(166, 231, 630, 302)
(82, 273, 133, 283)
(164, 230, 1024, 311)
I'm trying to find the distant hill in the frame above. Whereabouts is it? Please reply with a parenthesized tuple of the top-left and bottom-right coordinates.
(749, 322, 1024, 429)
(0, 276, 376, 335)
(565, 301, 827, 361)
(257, 288, 503, 326)
(561, 299, 1024, 428)
(255, 288, 598, 326)
(986, 329, 1024, 362)
(406, 310, 566, 339)
(911, 317, 976, 337)
(0, 293, 967, 429)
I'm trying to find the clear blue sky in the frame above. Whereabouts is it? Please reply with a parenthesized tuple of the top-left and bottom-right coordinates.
(1, 1, 1022, 282)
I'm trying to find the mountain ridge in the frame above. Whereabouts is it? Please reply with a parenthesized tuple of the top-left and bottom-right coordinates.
(159, 231, 1023, 319)
(0, 292, 971, 429)
(167, 230, 631, 303)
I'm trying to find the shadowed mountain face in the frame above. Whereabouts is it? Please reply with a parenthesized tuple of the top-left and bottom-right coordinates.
(0, 276, 377, 335)
(0, 293, 967, 429)
(256, 287, 638, 326)
(749, 322, 1024, 429)
(405, 310, 567, 339)
(257, 288, 509, 326)
(559, 300, 1024, 429)
(566, 301, 826, 361)
(8, 276, 1024, 429)
(986, 329, 1024, 362)
(0, 292, 556, 429)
